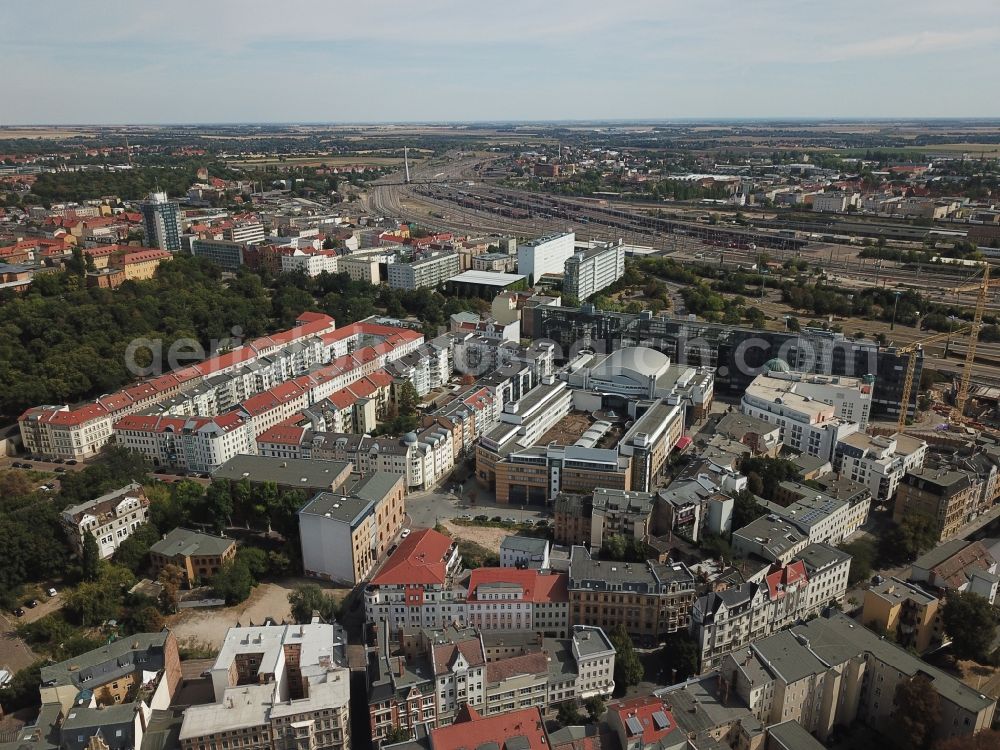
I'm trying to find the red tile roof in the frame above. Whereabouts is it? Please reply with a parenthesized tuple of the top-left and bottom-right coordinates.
(765, 560, 808, 600)
(428, 706, 547, 750)
(370, 528, 454, 587)
(467, 569, 569, 604)
(256, 423, 308, 446)
(485, 652, 549, 683)
(612, 696, 679, 746)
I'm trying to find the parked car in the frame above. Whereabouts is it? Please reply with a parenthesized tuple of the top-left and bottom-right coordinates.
(400, 528, 411, 539)
(13, 607, 24, 617)
(66, 460, 78, 465)
(52, 458, 65, 464)
(47, 587, 57, 597)
(502, 517, 517, 524)
(11, 462, 22, 468)
(54, 467, 67, 473)
(22, 463, 32, 469)
(25, 599, 37, 609)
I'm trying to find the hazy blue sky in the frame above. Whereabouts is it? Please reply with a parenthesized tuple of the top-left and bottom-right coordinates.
(3, 0, 998, 123)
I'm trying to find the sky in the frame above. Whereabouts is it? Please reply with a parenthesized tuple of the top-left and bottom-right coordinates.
(3, 0, 999, 124)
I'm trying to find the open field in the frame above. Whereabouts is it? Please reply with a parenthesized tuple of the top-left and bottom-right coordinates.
(914, 142, 1000, 153)
(0, 127, 97, 140)
(166, 578, 349, 650)
(440, 519, 510, 550)
(227, 155, 418, 167)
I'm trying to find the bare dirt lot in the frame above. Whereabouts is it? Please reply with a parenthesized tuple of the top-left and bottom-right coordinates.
(440, 519, 510, 551)
(166, 579, 349, 650)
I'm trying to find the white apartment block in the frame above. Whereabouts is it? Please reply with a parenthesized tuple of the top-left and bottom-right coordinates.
(741, 373, 862, 462)
(759, 370, 873, 428)
(387, 252, 461, 290)
(835, 431, 928, 503)
(563, 239, 625, 300)
(690, 543, 851, 669)
(224, 220, 266, 244)
(281, 248, 339, 276)
(759, 482, 871, 547)
(181, 624, 350, 750)
(113, 411, 257, 473)
(517, 231, 575, 281)
(60, 482, 150, 559)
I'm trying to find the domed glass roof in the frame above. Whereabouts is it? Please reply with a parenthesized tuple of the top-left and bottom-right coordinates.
(764, 358, 790, 373)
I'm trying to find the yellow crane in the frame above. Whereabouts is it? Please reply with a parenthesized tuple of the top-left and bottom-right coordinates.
(895, 263, 994, 433)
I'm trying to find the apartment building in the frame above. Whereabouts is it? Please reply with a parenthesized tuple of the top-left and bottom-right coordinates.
(756, 482, 871, 547)
(567, 546, 696, 643)
(298, 472, 406, 585)
(213, 455, 354, 496)
(225, 220, 266, 244)
(721, 613, 996, 744)
(911, 539, 999, 604)
(385, 706, 550, 750)
(893, 467, 977, 543)
(835, 431, 927, 503)
(387, 252, 460, 290)
(20, 312, 338, 461)
(60, 481, 150, 559)
(113, 411, 257, 473)
(691, 544, 851, 670)
(517, 232, 575, 281)
(149, 527, 237, 586)
(181, 624, 350, 750)
(741, 374, 861, 462)
(365, 528, 464, 631)
(500, 536, 551, 569)
(553, 488, 654, 548)
(369, 624, 613, 745)
(563, 239, 626, 301)
(24, 632, 182, 750)
(281, 247, 339, 276)
(464, 568, 569, 637)
(141, 191, 182, 252)
(861, 577, 943, 653)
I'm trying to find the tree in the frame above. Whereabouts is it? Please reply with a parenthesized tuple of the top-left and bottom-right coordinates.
(112, 523, 161, 574)
(157, 564, 185, 613)
(556, 701, 584, 726)
(894, 674, 941, 750)
(839, 538, 876, 586)
(942, 591, 998, 663)
(200, 480, 234, 534)
(211, 558, 254, 605)
(584, 696, 606, 722)
(609, 624, 644, 690)
(601, 534, 627, 561)
(383, 727, 412, 744)
(787, 316, 801, 332)
(288, 584, 340, 624)
(237, 547, 269, 581)
(81, 531, 101, 581)
(129, 605, 165, 633)
(882, 514, 938, 564)
(658, 632, 700, 683)
(732, 489, 766, 531)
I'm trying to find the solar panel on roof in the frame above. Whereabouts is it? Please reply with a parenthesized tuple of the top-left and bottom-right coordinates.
(626, 716, 644, 735)
(652, 711, 671, 730)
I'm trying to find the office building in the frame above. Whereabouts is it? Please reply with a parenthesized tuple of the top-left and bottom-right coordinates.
(529, 306, 921, 419)
(298, 472, 406, 585)
(140, 191, 182, 252)
(741, 372, 861, 462)
(445, 270, 527, 298)
(191, 238, 245, 271)
(180, 624, 350, 750)
(60, 481, 150, 559)
(387, 252, 460, 290)
(517, 232, 575, 282)
(563, 239, 625, 301)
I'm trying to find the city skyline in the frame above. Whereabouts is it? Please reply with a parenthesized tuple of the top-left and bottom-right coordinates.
(4, 0, 1000, 124)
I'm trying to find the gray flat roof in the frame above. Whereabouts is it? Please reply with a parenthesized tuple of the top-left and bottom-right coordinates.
(500, 536, 549, 554)
(767, 721, 826, 750)
(213, 455, 351, 489)
(448, 270, 526, 285)
(149, 527, 235, 558)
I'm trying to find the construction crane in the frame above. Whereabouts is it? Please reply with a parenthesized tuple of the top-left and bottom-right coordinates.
(895, 263, 995, 433)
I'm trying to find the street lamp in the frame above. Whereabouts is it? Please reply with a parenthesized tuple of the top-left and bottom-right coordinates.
(890, 290, 902, 331)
